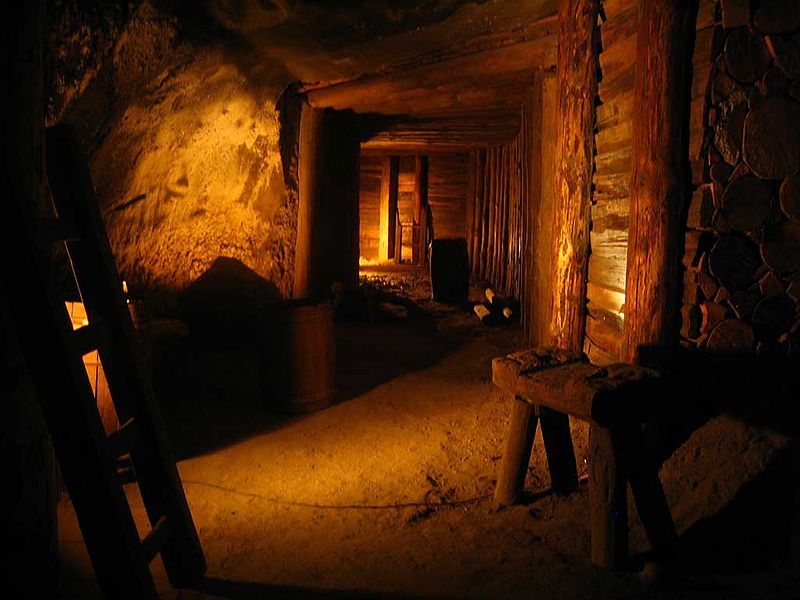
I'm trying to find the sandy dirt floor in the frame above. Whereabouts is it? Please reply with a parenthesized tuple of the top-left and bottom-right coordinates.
(57, 270, 800, 599)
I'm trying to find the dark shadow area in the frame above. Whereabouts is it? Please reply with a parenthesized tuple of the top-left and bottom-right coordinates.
(150, 332, 295, 461)
(149, 257, 292, 460)
(647, 350, 800, 461)
(625, 347, 800, 593)
(149, 265, 466, 460)
(332, 288, 462, 406)
(675, 442, 799, 575)
(55, 543, 102, 599)
(199, 576, 436, 600)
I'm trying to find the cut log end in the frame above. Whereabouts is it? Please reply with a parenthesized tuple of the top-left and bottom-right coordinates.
(743, 97, 800, 179)
(720, 174, 773, 235)
(780, 176, 800, 223)
(760, 220, 800, 274)
(708, 234, 763, 290)
(706, 318, 755, 356)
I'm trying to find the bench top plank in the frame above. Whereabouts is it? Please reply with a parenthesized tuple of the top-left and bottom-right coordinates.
(492, 348, 661, 427)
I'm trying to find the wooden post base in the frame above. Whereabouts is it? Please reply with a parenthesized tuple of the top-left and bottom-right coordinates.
(493, 398, 578, 507)
(589, 424, 628, 569)
(493, 397, 538, 507)
(628, 462, 678, 562)
(540, 406, 579, 494)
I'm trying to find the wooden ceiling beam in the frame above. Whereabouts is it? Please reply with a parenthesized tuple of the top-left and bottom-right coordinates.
(304, 34, 554, 117)
(361, 111, 522, 151)
(360, 143, 475, 155)
(295, 10, 558, 90)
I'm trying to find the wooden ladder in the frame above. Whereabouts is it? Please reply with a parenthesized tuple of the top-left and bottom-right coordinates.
(0, 124, 205, 598)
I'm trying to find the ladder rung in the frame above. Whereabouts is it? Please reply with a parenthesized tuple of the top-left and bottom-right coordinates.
(141, 516, 171, 564)
(107, 417, 139, 460)
(37, 217, 80, 245)
(71, 319, 108, 356)
(116, 459, 136, 483)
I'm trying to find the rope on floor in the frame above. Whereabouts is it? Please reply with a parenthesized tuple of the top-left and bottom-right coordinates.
(181, 479, 492, 510)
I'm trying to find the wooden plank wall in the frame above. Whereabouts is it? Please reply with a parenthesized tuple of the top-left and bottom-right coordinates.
(429, 153, 468, 240)
(467, 119, 529, 298)
(584, 0, 637, 365)
(586, 0, 711, 363)
(358, 155, 382, 261)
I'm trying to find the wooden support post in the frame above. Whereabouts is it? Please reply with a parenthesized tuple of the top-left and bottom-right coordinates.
(486, 148, 497, 282)
(549, 0, 598, 351)
(621, 0, 694, 365)
(589, 424, 628, 569)
(465, 150, 476, 268)
(412, 155, 429, 264)
(493, 396, 539, 507)
(529, 70, 558, 346)
(294, 104, 361, 299)
(378, 156, 399, 261)
(624, 423, 677, 561)
(479, 149, 490, 280)
(294, 104, 325, 299)
(539, 407, 579, 494)
(470, 150, 483, 276)
(494, 145, 506, 287)
(394, 211, 402, 265)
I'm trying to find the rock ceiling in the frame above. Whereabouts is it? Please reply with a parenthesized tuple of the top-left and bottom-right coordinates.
(191, 0, 558, 150)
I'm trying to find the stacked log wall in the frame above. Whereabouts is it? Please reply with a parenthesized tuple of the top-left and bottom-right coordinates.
(584, 0, 638, 365)
(680, 0, 800, 358)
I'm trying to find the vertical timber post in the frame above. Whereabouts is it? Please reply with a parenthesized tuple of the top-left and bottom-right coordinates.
(494, 5, 596, 515)
(621, 0, 694, 366)
(294, 103, 325, 299)
(412, 155, 429, 265)
(294, 103, 360, 299)
(465, 150, 476, 269)
(549, 0, 598, 352)
(530, 70, 558, 346)
(378, 156, 399, 262)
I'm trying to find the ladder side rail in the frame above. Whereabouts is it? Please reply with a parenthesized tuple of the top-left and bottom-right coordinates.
(45, 124, 206, 587)
(0, 199, 157, 599)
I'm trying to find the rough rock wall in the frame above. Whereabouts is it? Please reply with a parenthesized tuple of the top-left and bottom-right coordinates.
(47, 0, 143, 125)
(51, 1, 298, 304)
(681, 0, 800, 357)
(89, 49, 297, 299)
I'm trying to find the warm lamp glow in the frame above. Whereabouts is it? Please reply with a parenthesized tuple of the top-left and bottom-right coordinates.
(64, 301, 118, 433)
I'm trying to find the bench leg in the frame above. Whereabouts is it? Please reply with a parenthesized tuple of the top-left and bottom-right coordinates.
(493, 396, 538, 507)
(540, 407, 579, 494)
(589, 424, 628, 569)
(629, 468, 677, 561)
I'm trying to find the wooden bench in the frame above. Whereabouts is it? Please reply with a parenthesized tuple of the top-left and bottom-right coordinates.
(491, 347, 677, 569)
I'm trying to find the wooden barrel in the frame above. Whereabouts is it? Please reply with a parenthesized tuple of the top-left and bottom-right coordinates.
(430, 238, 470, 304)
(262, 300, 336, 413)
